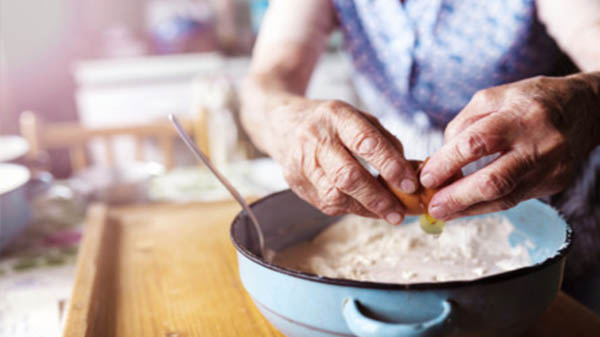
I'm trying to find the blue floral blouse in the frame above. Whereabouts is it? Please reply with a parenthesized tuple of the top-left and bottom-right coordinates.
(331, 0, 563, 128)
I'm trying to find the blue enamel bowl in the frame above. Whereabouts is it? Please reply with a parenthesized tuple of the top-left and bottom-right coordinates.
(231, 190, 572, 337)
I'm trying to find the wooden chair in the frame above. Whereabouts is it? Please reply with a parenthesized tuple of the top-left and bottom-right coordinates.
(19, 111, 210, 172)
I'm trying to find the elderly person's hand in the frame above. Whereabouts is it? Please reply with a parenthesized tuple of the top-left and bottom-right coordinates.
(421, 73, 600, 220)
(240, 0, 420, 224)
(260, 98, 418, 224)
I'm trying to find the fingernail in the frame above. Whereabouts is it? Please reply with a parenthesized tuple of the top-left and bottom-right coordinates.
(421, 173, 435, 188)
(429, 204, 446, 219)
(358, 137, 377, 153)
(400, 179, 417, 193)
(385, 212, 403, 225)
(375, 199, 389, 212)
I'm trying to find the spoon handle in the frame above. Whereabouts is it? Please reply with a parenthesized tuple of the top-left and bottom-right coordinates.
(168, 114, 266, 255)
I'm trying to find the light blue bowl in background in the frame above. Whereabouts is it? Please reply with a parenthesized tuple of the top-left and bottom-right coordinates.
(0, 164, 32, 252)
(231, 190, 572, 337)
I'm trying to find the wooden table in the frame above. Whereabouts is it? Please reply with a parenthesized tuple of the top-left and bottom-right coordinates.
(63, 201, 600, 337)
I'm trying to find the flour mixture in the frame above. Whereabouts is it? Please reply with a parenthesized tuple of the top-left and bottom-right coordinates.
(273, 214, 533, 283)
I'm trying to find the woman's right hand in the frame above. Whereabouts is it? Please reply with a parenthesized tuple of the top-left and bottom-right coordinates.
(239, 0, 416, 223)
(263, 98, 418, 224)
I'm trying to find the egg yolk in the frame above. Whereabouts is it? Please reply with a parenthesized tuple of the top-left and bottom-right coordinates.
(419, 213, 445, 235)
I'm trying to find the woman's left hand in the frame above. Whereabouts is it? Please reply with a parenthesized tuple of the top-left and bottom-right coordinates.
(420, 73, 600, 220)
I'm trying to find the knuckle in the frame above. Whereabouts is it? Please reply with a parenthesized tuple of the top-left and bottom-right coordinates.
(353, 129, 382, 155)
(297, 122, 326, 145)
(529, 98, 546, 111)
(499, 195, 519, 210)
(322, 187, 346, 205)
(366, 197, 390, 213)
(472, 89, 492, 104)
(511, 151, 538, 179)
(283, 172, 309, 195)
(284, 177, 305, 194)
(517, 152, 537, 173)
(380, 159, 403, 179)
(282, 146, 311, 176)
(321, 206, 344, 216)
(503, 84, 524, 99)
(364, 113, 384, 128)
(546, 133, 568, 153)
(295, 124, 314, 140)
(311, 169, 330, 191)
(460, 131, 493, 158)
(319, 100, 349, 117)
(444, 120, 459, 139)
(320, 206, 345, 216)
(479, 173, 515, 199)
(444, 194, 464, 212)
(532, 75, 550, 86)
(350, 206, 375, 218)
(334, 164, 364, 191)
(320, 190, 348, 215)
(351, 203, 378, 218)
(523, 99, 547, 118)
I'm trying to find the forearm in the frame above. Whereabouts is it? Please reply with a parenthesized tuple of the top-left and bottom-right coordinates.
(241, 68, 311, 155)
(239, 0, 334, 156)
(537, 0, 600, 72)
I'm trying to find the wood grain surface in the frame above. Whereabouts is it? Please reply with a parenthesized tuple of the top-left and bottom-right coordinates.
(63, 201, 600, 337)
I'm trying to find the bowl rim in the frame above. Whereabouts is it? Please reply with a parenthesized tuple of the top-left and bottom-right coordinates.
(230, 190, 573, 290)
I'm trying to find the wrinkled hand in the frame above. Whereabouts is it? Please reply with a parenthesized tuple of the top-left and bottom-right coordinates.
(270, 99, 418, 224)
(421, 75, 600, 220)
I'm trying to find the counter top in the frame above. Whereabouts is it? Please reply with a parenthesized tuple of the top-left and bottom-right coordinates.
(63, 201, 600, 337)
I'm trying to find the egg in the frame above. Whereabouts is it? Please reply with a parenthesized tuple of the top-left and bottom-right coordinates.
(419, 214, 445, 235)
(380, 158, 462, 216)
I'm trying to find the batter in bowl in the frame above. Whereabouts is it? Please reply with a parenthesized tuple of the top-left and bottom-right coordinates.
(274, 215, 533, 283)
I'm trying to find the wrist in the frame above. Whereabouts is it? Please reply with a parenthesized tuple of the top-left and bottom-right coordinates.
(566, 72, 600, 147)
(240, 75, 307, 158)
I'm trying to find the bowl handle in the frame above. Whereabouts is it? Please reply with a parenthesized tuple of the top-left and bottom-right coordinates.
(342, 297, 455, 337)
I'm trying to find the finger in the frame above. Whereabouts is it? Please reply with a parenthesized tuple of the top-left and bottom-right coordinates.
(283, 160, 322, 204)
(427, 150, 533, 219)
(421, 112, 510, 189)
(446, 159, 569, 219)
(331, 105, 418, 194)
(287, 136, 378, 218)
(362, 113, 406, 156)
(445, 180, 535, 219)
(444, 191, 526, 219)
(305, 165, 377, 218)
(346, 201, 379, 218)
(444, 89, 501, 143)
(316, 140, 405, 224)
(317, 185, 378, 218)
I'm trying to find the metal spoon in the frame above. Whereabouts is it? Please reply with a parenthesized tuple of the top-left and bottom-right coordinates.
(168, 114, 271, 260)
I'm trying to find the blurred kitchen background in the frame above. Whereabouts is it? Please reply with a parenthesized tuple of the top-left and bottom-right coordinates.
(3, 1, 599, 336)
(1, 0, 355, 177)
(0, 1, 359, 336)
